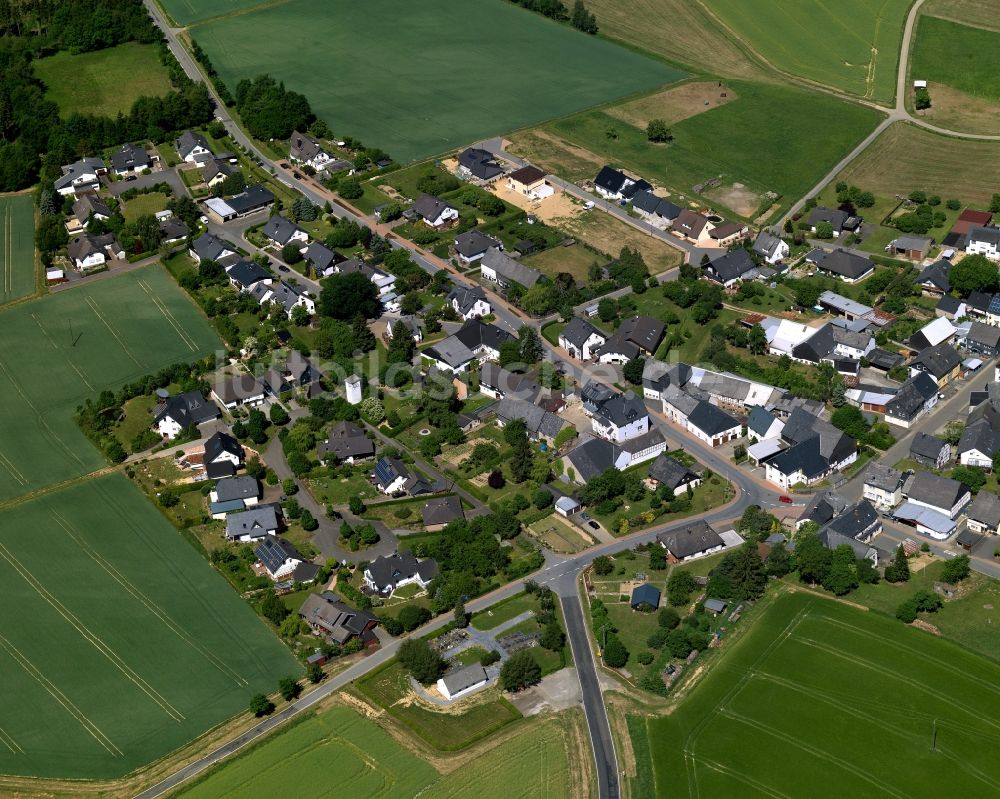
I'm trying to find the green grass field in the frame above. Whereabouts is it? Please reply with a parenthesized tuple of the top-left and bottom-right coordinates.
(912, 15, 1000, 102)
(121, 192, 170, 222)
(631, 592, 1000, 798)
(0, 473, 299, 779)
(33, 42, 174, 118)
(0, 195, 35, 304)
(174, 704, 576, 799)
(702, 0, 911, 103)
(541, 81, 881, 220)
(0, 266, 220, 500)
(192, 0, 684, 163)
(357, 661, 521, 750)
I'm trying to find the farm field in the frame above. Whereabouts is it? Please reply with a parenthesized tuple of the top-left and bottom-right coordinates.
(0, 195, 35, 304)
(702, 0, 911, 103)
(585, 0, 767, 80)
(0, 473, 299, 779)
(922, 0, 1000, 32)
(631, 592, 1000, 799)
(158, 0, 261, 25)
(832, 122, 1000, 206)
(174, 703, 581, 799)
(0, 266, 220, 500)
(532, 81, 881, 221)
(191, 0, 684, 163)
(33, 42, 174, 118)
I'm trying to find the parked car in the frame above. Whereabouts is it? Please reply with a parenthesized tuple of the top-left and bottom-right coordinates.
(583, 201, 595, 210)
(278, 265, 290, 273)
(779, 495, 793, 504)
(124, 175, 137, 182)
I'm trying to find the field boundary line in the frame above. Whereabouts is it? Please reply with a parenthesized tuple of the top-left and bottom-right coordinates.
(0, 630, 122, 757)
(4, 203, 11, 297)
(93, 479, 274, 677)
(0, 447, 28, 487)
(795, 634, 1000, 734)
(85, 295, 145, 368)
(30, 312, 96, 391)
(0, 540, 185, 722)
(0, 356, 87, 468)
(50, 508, 250, 688)
(809, 612, 1000, 698)
(718, 706, 909, 798)
(0, 724, 21, 755)
(136, 278, 199, 351)
(693, 755, 792, 799)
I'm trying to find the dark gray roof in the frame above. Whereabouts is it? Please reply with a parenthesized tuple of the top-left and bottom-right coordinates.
(215, 474, 260, 502)
(176, 130, 211, 160)
(957, 404, 1000, 459)
(807, 207, 848, 231)
(968, 226, 1000, 246)
(304, 242, 341, 271)
(481, 247, 542, 288)
(561, 317, 605, 349)
(317, 421, 375, 461)
(454, 229, 500, 258)
(781, 408, 856, 464)
(594, 392, 647, 428)
(226, 185, 274, 214)
(766, 437, 829, 480)
(413, 193, 456, 221)
(824, 499, 878, 540)
(656, 519, 723, 558)
(421, 495, 465, 527)
(909, 342, 962, 379)
(885, 373, 937, 421)
(647, 455, 698, 489)
(479, 363, 541, 401)
(458, 148, 503, 180)
(917, 260, 950, 292)
(54, 157, 106, 190)
(110, 142, 150, 172)
(204, 431, 244, 463)
(365, 552, 438, 590)
(448, 285, 488, 316)
(299, 592, 376, 643)
(289, 130, 327, 163)
(754, 231, 786, 259)
(936, 295, 963, 315)
(866, 348, 904, 370)
(814, 249, 874, 280)
(594, 165, 629, 194)
(159, 217, 190, 241)
(864, 463, 903, 492)
(966, 491, 1000, 528)
(496, 397, 567, 439)
(255, 536, 302, 574)
(968, 321, 1000, 349)
(566, 437, 618, 481)
(191, 232, 235, 262)
(686, 401, 740, 436)
(746, 405, 778, 437)
(73, 194, 111, 222)
(596, 315, 665, 359)
(153, 390, 219, 428)
(705, 249, 755, 284)
(227, 259, 271, 289)
(631, 189, 680, 220)
(202, 158, 236, 183)
(966, 290, 994, 313)
(453, 319, 515, 352)
(799, 491, 849, 527)
(263, 215, 306, 245)
(905, 471, 968, 510)
(630, 583, 661, 607)
(225, 506, 278, 540)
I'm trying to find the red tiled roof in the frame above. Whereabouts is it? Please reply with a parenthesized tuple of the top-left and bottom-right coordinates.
(958, 209, 992, 226)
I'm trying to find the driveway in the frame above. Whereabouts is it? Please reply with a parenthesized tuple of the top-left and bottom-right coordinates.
(104, 167, 188, 199)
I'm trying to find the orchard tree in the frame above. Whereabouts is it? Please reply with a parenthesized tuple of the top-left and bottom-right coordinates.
(646, 118, 672, 143)
(950, 254, 999, 296)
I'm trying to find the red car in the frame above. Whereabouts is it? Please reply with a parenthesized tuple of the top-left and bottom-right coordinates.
(778, 495, 793, 504)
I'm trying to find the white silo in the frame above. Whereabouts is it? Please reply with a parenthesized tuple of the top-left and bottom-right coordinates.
(345, 374, 363, 405)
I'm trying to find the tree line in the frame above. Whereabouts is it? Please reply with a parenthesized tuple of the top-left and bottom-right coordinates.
(507, 0, 598, 34)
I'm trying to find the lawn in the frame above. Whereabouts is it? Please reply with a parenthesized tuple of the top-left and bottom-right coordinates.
(543, 81, 882, 221)
(542, 208, 683, 273)
(121, 192, 170, 222)
(703, 0, 911, 103)
(471, 592, 536, 631)
(356, 661, 522, 750)
(174, 703, 579, 799)
(832, 122, 1000, 206)
(630, 591, 1000, 799)
(0, 194, 35, 304)
(0, 473, 299, 780)
(912, 15, 1000, 104)
(33, 42, 174, 118)
(191, 0, 684, 163)
(0, 265, 220, 501)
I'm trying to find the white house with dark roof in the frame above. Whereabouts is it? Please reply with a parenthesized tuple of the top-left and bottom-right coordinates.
(262, 215, 309, 248)
(656, 520, 724, 563)
(458, 147, 504, 182)
(593, 165, 638, 201)
(448, 284, 491, 319)
(631, 190, 681, 229)
(225, 505, 279, 541)
(647, 454, 700, 496)
(591, 392, 649, 443)
(255, 536, 307, 581)
(54, 157, 106, 196)
(154, 391, 220, 439)
(966, 226, 1000, 261)
(966, 491, 1000, 535)
(595, 315, 665, 364)
(807, 207, 860, 237)
(809, 248, 874, 283)
(902, 471, 970, 519)
(176, 130, 213, 164)
(559, 317, 606, 361)
(437, 663, 489, 701)
(363, 552, 438, 594)
(190, 232, 236, 264)
(753, 231, 789, 264)
(412, 193, 459, 229)
(422, 320, 514, 373)
(862, 464, 904, 510)
(288, 130, 333, 171)
(480, 247, 542, 290)
(909, 433, 950, 470)
(109, 142, 152, 175)
(704, 249, 757, 288)
(453, 230, 500, 264)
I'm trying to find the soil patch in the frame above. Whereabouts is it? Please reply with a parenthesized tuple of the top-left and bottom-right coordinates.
(705, 182, 763, 218)
(914, 82, 1000, 136)
(607, 81, 738, 128)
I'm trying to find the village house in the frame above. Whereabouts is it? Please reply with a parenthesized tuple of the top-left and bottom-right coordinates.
(862, 464, 904, 510)
(421, 495, 465, 531)
(966, 226, 1000, 261)
(226, 259, 272, 292)
(887, 235, 932, 261)
(957, 401, 1000, 468)
(413, 193, 459, 229)
(299, 592, 378, 644)
(437, 664, 489, 701)
(505, 165, 553, 200)
(703, 249, 757, 288)
(809, 248, 874, 283)
(672, 210, 715, 245)
(909, 433, 950, 469)
(908, 342, 962, 386)
(592, 165, 649, 202)
(807, 207, 860, 238)
(317, 421, 375, 464)
(917, 260, 951, 296)
(480, 247, 542, 291)
(363, 552, 439, 595)
(591, 392, 650, 443)
(595, 315, 665, 364)
(479, 363, 541, 402)
(884, 372, 939, 428)
(630, 190, 681, 229)
(457, 147, 504, 182)
(647, 454, 701, 496)
(684, 400, 742, 447)
(453, 230, 501, 264)
(422, 320, 514, 373)
(448, 284, 491, 319)
(902, 471, 971, 520)
(656, 520, 725, 563)
(763, 409, 856, 490)
(908, 317, 956, 352)
(496, 397, 571, 446)
(373, 457, 433, 496)
(262, 215, 309, 248)
(559, 317, 606, 361)
(707, 221, 748, 248)
(54, 157, 106, 196)
(288, 130, 333, 171)
(153, 390, 220, 439)
(203, 185, 275, 223)
(190, 232, 237, 264)
(175, 130, 213, 165)
(303, 241, 343, 276)
(255, 536, 317, 582)
(211, 374, 266, 410)
(753, 231, 790, 264)
(224, 505, 279, 541)
(109, 142, 153, 175)
(965, 491, 1000, 535)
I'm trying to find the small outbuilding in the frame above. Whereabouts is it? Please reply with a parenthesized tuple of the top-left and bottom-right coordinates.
(704, 598, 728, 615)
(437, 664, 489, 701)
(630, 583, 661, 610)
(555, 496, 581, 517)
